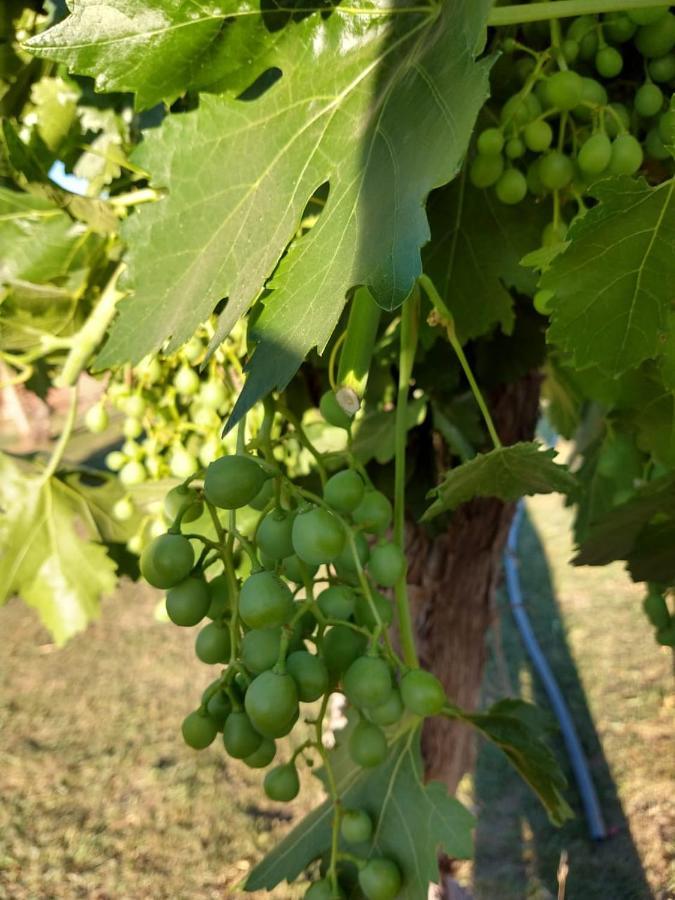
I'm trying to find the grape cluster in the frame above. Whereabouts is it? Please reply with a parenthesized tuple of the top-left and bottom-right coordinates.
(139, 395, 446, 898)
(472, 6, 674, 278)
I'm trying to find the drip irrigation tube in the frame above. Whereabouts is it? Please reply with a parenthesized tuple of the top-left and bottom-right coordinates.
(503, 500, 607, 841)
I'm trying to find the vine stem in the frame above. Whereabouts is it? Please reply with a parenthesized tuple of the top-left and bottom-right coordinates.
(489, 0, 664, 26)
(418, 275, 502, 452)
(41, 383, 79, 482)
(393, 293, 420, 670)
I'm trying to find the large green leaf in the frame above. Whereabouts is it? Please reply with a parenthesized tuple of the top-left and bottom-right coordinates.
(24, 0, 284, 109)
(422, 441, 576, 521)
(244, 728, 474, 896)
(91, 0, 492, 426)
(0, 453, 121, 644)
(542, 176, 675, 377)
(424, 171, 549, 342)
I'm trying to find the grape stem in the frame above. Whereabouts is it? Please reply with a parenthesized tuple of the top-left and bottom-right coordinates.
(418, 274, 502, 451)
(393, 292, 420, 670)
(41, 383, 79, 482)
(489, 0, 668, 26)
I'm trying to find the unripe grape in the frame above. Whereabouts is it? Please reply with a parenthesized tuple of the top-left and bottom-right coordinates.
(174, 365, 200, 396)
(305, 879, 345, 899)
(542, 221, 568, 246)
(169, 446, 198, 479)
(635, 83, 664, 118)
(352, 490, 392, 534)
(500, 92, 541, 126)
(286, 650, 329, 702)
(119, 460, 147, 486)
(166, 576, 210, 626)
(182, 710, 217, 749)
(205, 689, 231, 729)
(317, 585, 356, 620)
(561, 38, 579, 63)
(264, 764, 300, 801)
(635, 14, 675, 58)
(239, 571, 294, 629)
(245, 670, 299, 738)
(223, 711, 263, 759)
(105, 450, 126, 472)
(602, 13, 636, 43)
(400, 669, 446, 716)
(341, 809, 373, 845)
(333, 530, 369, 579)
(343, 656, 392, 709)
(243, 737, 276, 769)
(477, 127, 504, 156)
(323, 469, 365, 513)
(645, 127, 670, 159)
(354, 591, 393, 631)
(545, 70, 583, 110)
(658, 110, 675, 145)
(195, 622, 231, 664)
(121, 394, 145, 418)
(257, 509, 295, 560)
(573, 78, 607, 121)
(627, 6, 669, 26)
(649, 53, 675, 82)
(368, 689, 404, 726)
(577, 131, 612, 176)
(123, 416, 143, 439)
(122, 439, 143, 459)
(608, 134, 644, 175)
(469, 153, 504, 189)
(349, 720, 388, 768)
(112, 496, 135, 522)
(320, 391, 352, 429)
(604, 103, 630, 139)
(523, 119, 553, 152)
(367, 542, 406, 587)
(358, 858, 402, 900)
(292, 507, 345, 565)
(504, 137, 525, 160)
(84, 403, 108, 433)
(538, 151, 574, 190)
(495, 168, 527, 205)
(595, 45, 623, 78)
(164, 484, 203, 524)
(182, 335, 203, 363)
(140, 533, 194, 589)
(199, 379, 227, 410)
(204, 454, 268, 509)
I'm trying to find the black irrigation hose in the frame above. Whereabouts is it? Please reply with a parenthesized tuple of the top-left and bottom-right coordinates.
(503, 501, 607, 841)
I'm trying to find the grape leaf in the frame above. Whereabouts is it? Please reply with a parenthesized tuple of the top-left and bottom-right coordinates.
(91, 0, 492, 427)
(422, 441, 576, 521)
(448, 698, 572, 827)
(244, 728, 474, 896)
(0, 453, 119, 644)
(628, 519, 675, 584)
(542, 176, 675, 377)
(424, 171, 549, 342)
(24, 0, 285, 109)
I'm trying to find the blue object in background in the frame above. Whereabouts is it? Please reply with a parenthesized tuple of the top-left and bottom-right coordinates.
(48, 160, 89, 196)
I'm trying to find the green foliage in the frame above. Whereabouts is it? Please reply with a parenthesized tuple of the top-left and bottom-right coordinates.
(423, 442, 577, 521)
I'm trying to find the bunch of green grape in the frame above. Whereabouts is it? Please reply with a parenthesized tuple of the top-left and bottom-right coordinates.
(472, 5, 674, 299)
(138, 394, 446, 899)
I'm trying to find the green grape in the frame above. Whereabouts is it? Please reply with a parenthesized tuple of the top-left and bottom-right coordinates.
(538, 151, 574, 190)
(400, 669, 446, 716)
(204, 454, 269, 509)
(368, 689, 404, 726)
(112, 496, 135, 522)
(122, 439, 143, 460)
(573, 77, 607, 121)
(635, 14, 675, 58)
(635, 83, 664, 118)
(121, 394, 145, 418)
(542, 220, 568, 246)
(320, 391, 352, 429)
(136, 355, 162, 384)
(305, 879, 346, 900)
(84, 403, 108, 434)
(318, 585, 356, 620)
(526, 159, 545, 196)
(199, 379, 227, 410)
(241, 628, 282, 674)
(206, 573, 230, 619)
(286, 650, 329, 702)
(333, 530, 369, 579)
(164, 484, 203, 524)
(577, 131, 612, 176)
(658, 110, 675, 145)
(349, 720, 388, 768)
(245, 670, 299, 738)
(561, 38, 579, 63)
(292, 507, 345, 565)
(174, 364, 200, 396)
(627, 6, 669, 26)
(649, 53, 675, 82)
(341, 809, 373, 845)
(545, 70, 583, 110)
(604, 103, 630, 139)
(602, 13, 636, 43)
(645, 127, 670, 159)
(608, 134, 644, 174)
(469, 153, 504, 189)
(263, 764, 300, 801)
(495, 168, 527, 205)
(205, 690, 231, 729)
(354, 591, 393, 631)
(352, 490, 392, 534)
(198, 437, 221, 467)
(141, 533, 195, 589)
(243, 737, 277, 769)
(166, 576, 210, 626)
(579, 28, 599, 59)
(181, 710, 218, 750)
(595, 45, 623, 77)
(322, 625, 368, 678)
(323, 469, 365, 513)
(257, 509, 295, 560)
(169, 446, 199, 479)
(281, 554, 318, 584)
(523, 119, 553, 152)
(119, 460, 147, 487)
(500, 92, 541, 126)
(105, 450, 126, 472)
(122, 417, 143, 440)
(533, 289, 555, 315)
(367, 542, 406, 588)
(476, 127, 504, 155)
(343, 656, 392, 708)
(358, 859, 402, 900)
(249, 478, 275, 511)
(191, 405, 220, 429)
(223, 711, 263, 759)
(239, 571, 294, 629)
(504, 137, 525, 160)
(514, 56, 536, 83)
(195, 622, 231, 664)
(182, 335, 204, 364)
(127, 533, 143, 555)
(568, 14, 595, 42)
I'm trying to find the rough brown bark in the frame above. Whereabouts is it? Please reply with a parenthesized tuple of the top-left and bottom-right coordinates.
(406, 370, 542, 792)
